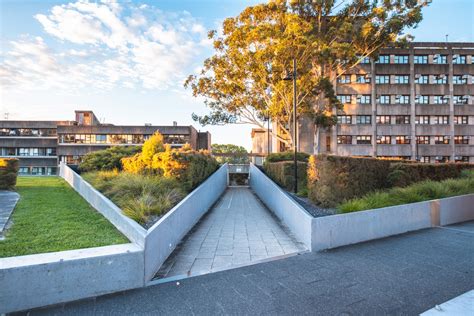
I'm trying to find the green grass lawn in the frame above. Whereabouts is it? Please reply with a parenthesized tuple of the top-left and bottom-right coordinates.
(0, 177, 128, 258)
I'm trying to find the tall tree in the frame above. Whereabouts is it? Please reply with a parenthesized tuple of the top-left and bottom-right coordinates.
(185, 0, 428, 150)
(212, 144, 249, 164)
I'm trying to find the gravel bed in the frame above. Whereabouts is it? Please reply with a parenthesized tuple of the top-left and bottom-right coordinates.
(286, 192, 336, 217)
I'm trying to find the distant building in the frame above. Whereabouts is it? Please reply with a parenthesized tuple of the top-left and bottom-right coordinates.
(252, 42, 474, 163)
(250, 128, 272, 165)
(0, 110, 211, 175)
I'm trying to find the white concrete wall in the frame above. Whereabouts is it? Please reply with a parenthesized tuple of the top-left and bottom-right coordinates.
(0, 244, 144, 314)
(60, 163, 147, 247)
(144, 164, 228, 281)
(249, 164, 313, 250)
(439, 194, 474, 226)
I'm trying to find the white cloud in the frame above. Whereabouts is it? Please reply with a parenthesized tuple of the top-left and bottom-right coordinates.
(1, 0, 210, 92)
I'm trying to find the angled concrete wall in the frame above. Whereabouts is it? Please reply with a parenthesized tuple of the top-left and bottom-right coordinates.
(249, 164, 313, 250)
(60, 163, 147, 247)
(0, 244, 144, 314)
(144, 164, 228, 281)
(439, 194, 474, 226)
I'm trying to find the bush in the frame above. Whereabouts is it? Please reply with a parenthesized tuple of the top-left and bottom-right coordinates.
(387, 163, 474, 187)
(307, 155, 391, 208)
(79, 146, 141, 172)
(263, 161, 308, 193)
(339, 172, 474, 213)
(0, 158, 19, 190)
(266, 152, 310, 163)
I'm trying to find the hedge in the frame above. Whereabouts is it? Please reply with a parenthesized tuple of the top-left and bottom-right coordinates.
(79, 146, 141, 172)
(0, 158, 19, 190)
(266, 152, 310, 163)
(263, 161, 308, 193)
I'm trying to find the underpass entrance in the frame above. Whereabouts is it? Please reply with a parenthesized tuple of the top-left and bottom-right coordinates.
(228, 164, 249, 186)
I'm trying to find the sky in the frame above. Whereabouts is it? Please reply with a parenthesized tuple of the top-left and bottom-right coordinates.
(0, 0, 473, 150)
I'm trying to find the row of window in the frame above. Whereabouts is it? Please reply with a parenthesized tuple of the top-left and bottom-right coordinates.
(0, 128, 57, 137)
(58, 134, 190, 145)
(337, 135, 470, 145)
(337, 115, 469, 125)
(0, 147, 57, 157)
(338, 74, 470, 85)
(18, 167, 57, 176)
(361, 54, 470, 65)
(337, 95, 471, 105)
(376, 156, 470, 163)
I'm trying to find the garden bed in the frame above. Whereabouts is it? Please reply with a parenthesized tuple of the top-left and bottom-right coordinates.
(0, 177, 128, 258)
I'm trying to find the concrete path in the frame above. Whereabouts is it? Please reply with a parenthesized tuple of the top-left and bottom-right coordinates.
(155, 187, 306, 279)
(0, 190, 19, 234)
(24, 221, 474, 315)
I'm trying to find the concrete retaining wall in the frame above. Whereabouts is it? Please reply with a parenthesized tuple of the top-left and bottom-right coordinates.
(144, 164, 228, 281)
(439, 194, 474, 226)
(60, 163, 147, 247)
(249, 164, 313, 250)
(0, 244, 144, 314)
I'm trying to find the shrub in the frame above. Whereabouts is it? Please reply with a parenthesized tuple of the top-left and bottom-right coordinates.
(121, 132, 165, 174)
(263, 161, 308, 192)
(0, 158, 19, 190)
(266, 152, 310, 163)
(79, 146, 141, 172)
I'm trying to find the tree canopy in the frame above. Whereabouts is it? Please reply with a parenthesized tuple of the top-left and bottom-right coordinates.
(185, 0, 428, 147)
(212, 144, 249, 164)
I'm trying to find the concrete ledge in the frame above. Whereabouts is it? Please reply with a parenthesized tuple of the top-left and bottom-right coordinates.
(439, 194, 474, 226)
(0, 244, 144, 314)
(60, 163, 147, 247)
(249, 164, 312, 250)
(144, 164, 228, 281)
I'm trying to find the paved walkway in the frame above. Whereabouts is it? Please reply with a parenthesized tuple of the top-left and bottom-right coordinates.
(155, 187, 306, 279)
(25, 221, 474, 315)
(0, 191, 19, 234)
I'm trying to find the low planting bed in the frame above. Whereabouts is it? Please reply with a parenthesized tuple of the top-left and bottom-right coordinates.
(0, 177, 128, 258)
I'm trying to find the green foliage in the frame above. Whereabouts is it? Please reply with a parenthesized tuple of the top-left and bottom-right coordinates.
(263, 161, 308, 192)
(79, 146, 141, 172)
(339, 173, 474, 213)
(0, 158, 18, 190)
(266, 151, 309, 163)
(0, 177, 128, 258)
(211, 144, 249, 164)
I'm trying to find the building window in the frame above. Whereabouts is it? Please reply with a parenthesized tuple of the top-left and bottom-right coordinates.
(96, 134, 107, 143)
(433, 74, 448, 84)
(414, 55, 428, 64)
(434, 136, 450, 144)
(395, 115, 410, 124)
(433, 95, 449, 104)
(376, 116, 390, 124)
(337, 115, 352, 124)
(415, 116, 430, 125)
(355, 74, 371, 84)
(453, 55, 467, 64)
(395, 95, 410, 104)
(453, 75, 468, 85)
(416, 136, 430, 144)
(432, 116, 449, 125)
(359, 56, 370, 64)
(393, 55, 409, 64)
(337, 95, 352, 104)
(375, 75, 390, 84)
(395, 136, 411, 144)
(19, 167, 30, 175)
(415, 95, 429, 104)
(433, 54, 447, 64)
(337, 135, 352, 144)
(394, 75, 409, 84)
(357, 95, 371, 104)
(454, 95, 469, 105)
(377, 136, 391, 144)
(415, 75, 429, 84)
(356, 136, 372, 144)
(356, 115, 371, 124)
(454, 136, 469, 145)
(337, 75, 351, 84)
(435, 156, 450, 163)
(376, 55, 390, 64)
(378, 95, 390, 104)
(454, 116, 468, 125)
(419, 156, 430, 163)
(454, 156, 469, 162)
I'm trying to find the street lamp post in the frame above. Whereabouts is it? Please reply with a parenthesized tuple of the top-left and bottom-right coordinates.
(283, 57, 298, 194)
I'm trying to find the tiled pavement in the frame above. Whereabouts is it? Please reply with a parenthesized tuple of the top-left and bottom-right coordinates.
(24, 221, 474, 315)
(155, 187, 306, 279)
(0, 191, 19, 234)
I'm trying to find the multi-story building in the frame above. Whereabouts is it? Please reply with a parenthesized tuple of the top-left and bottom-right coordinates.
(0, 110, 211, 175)
(253, 42, 474, 163)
